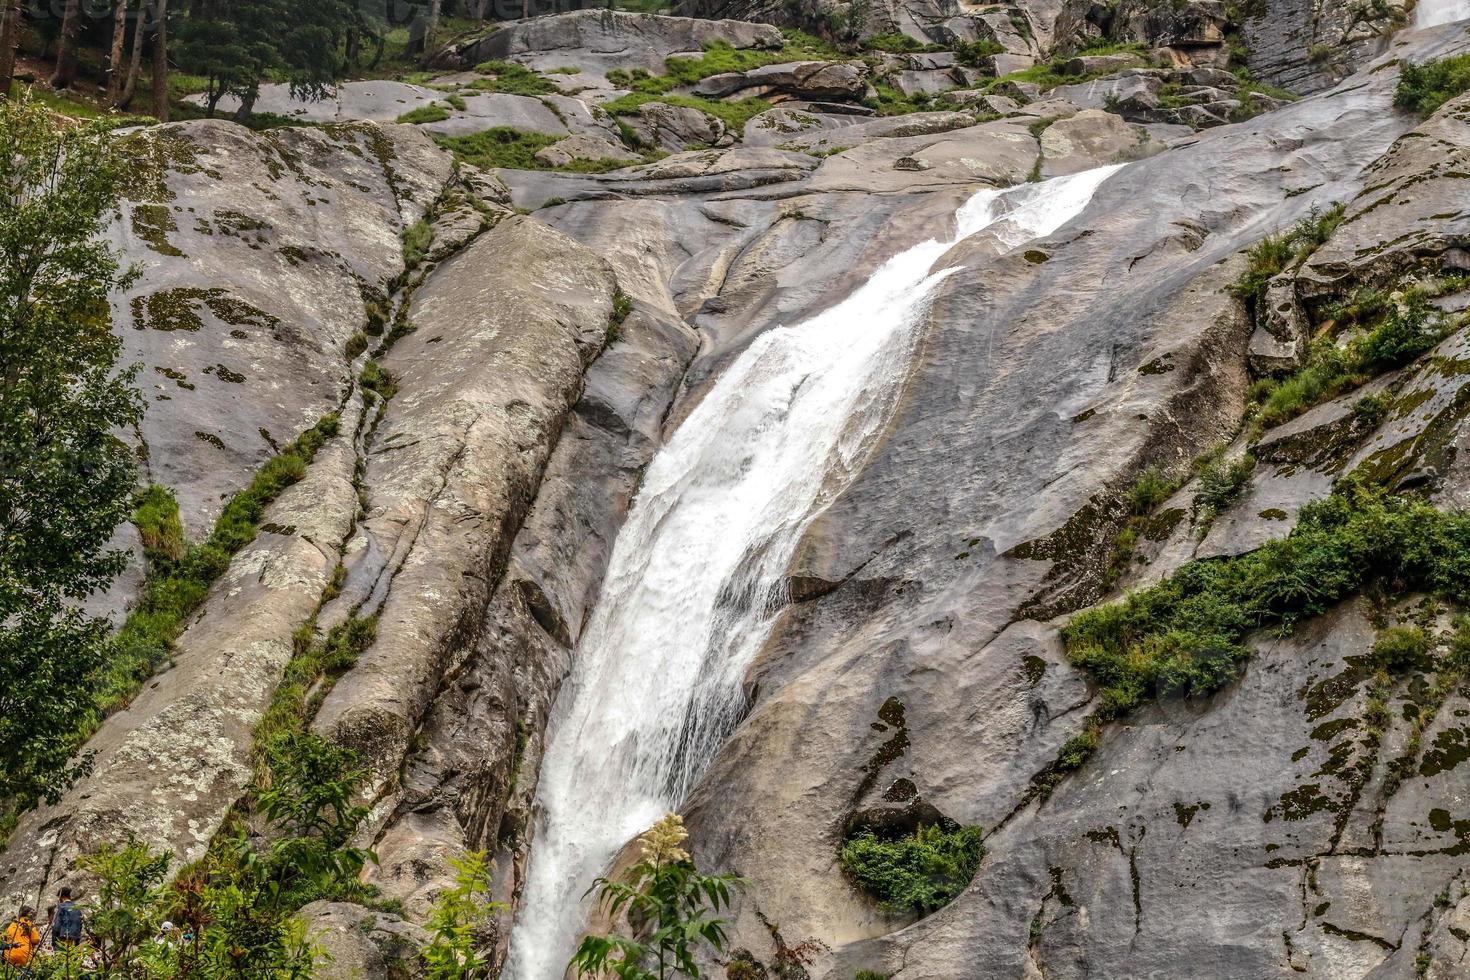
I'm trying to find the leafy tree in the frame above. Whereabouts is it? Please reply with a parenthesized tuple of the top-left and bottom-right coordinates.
(422, 850, 505, 979)
(0, 96, 143, 811)
(176, 0, 359, 117)
(571, 813, 744, 980)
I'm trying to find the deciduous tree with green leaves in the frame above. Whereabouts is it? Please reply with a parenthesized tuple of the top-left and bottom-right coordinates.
(0, 96, 143, 814)
(570, 813, 744, 980)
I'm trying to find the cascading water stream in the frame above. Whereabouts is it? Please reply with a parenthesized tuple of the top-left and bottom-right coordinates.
(503, 165, 1123, 979)
(1416, 0, 1470, 28)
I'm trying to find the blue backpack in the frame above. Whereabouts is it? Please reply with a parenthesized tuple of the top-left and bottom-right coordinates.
(53, 903, 82, 943)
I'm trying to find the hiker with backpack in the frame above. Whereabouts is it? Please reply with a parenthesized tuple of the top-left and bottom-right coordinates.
(51, 888, 83, 950)
(2, 906, 40, 972)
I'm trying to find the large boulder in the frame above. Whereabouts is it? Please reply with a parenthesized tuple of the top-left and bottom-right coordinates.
(694, 61, 869, 101)
(628, 101, 728, 151)
(1037, 108, 1145, 175)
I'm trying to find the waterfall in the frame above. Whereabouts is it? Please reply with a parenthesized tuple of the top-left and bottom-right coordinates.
(503, 165, 1123, 980)
(1416, 0, 1470, 28)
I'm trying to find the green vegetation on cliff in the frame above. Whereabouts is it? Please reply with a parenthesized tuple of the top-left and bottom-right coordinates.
(0, 99, 143, 815)
(1063, 481, 1470, 721)
(840, 824, 985, 915)
(1395, 53, 1470, 118)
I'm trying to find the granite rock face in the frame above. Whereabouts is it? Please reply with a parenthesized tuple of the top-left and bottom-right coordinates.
(5, 9, 1470, 980)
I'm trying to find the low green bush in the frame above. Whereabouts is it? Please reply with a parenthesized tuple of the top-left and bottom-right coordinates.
(1062, 481, 1470, 721)
(839, 824, 984, 915)
(133, 485, 184, 563)
(1395, 53, 1470, 118)
(1192, 451, 1255, 525)
(1370, 625, 1431, 674)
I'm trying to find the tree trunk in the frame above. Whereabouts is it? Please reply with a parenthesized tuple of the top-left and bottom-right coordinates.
(422, 0, 441, 65)
(119, 0, 151, 108)
(106, 0, 131, 103)
(51, 0, 82, 89)
(0, 0, 19, 99)
(150, 0, 168, 122)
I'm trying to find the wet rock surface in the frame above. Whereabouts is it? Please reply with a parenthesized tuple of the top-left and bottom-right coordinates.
(3, 7, 1470, 980)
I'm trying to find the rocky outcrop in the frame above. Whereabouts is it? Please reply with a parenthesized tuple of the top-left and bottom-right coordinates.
(1244, 0, 1410, 94)
(667, 21, 1470, 980)
(309, 216, 618, 785)
(433, 9, 783, 80)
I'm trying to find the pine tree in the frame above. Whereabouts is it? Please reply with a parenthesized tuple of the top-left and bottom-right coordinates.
(0, 98, 144, 810)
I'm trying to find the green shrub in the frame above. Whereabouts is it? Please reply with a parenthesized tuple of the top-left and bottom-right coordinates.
(953, 39, 1005, 66)
(1358, 293, 1442, 370)
(1126, 465, 1178, 515)
(839, 824, 984, 915)
(855, 972, 892, 980)
(1062, 481, 1470, 723)
(1192, 451, 1255, 525)
(1230, 204, 1345, 309)
(1370, 626, 1430, 674)
(1395, 53, 1470, 118)
(99, 414, 341, 726)
(359, 359, 398, 400)
(345, 331, 369, 360)
(1250, 294, 1448, 430)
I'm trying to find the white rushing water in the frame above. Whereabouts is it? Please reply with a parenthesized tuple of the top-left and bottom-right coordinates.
(1416, 0, 1470, 28)
(503, 164, 1123, 979)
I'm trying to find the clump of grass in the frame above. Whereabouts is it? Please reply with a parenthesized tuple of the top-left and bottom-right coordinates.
(345, 331, 369, 360)
(253, 615, 379, 778)
(1127, 464, 1179, 515)
(1192, 450, 1255, 527)
(402, 218, 434, 270)
(1370, 625, 1431, 674)
(395, 103, 451, 125)
(953, 38, 1006, 66)
(359, 359, 398, 401)
(1250, 293, 1448, 430)
(434, 128, 638, 173)
(471, 59, 557, 95)
(1062, 480, 1470, 723)
(1230, 203, 1346, 311)
(133, 485, 185, 563)
(1395, 53, 1470, 118)
(607, 289, 633, 344)
(839, 824, 985, 915)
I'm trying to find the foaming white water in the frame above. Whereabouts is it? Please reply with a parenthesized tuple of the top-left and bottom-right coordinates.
(1416, 0, 1470, 28)
(503, 165, 1123, 980)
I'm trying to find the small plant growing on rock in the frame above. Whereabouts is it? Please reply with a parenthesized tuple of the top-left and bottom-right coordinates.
(423, 851, 505, 979)
(838, 823, 984, 916)
(572, 813, 744, 979)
